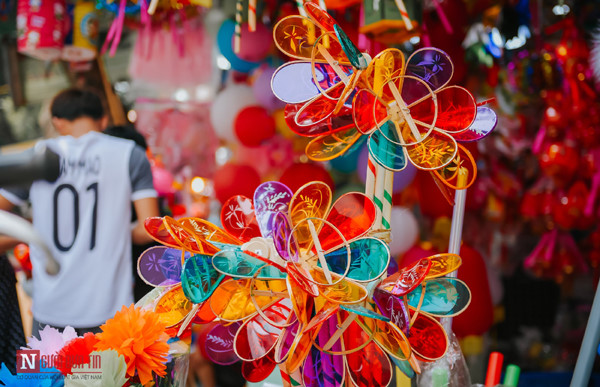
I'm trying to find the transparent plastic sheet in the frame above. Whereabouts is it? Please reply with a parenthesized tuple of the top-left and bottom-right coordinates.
(416, 332, 471, 387)
(154, 354, 190, 387)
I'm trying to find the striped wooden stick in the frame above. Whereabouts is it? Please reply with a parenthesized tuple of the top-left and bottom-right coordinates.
(248, 0, 257, 32)
(366, 155, 376, 200)
(382, 169, 393, 229)
(234, 0, 243, 54)
(393, 0, 413, 30)
(373, 163, 386, 227)
(296, 0, 307, 17)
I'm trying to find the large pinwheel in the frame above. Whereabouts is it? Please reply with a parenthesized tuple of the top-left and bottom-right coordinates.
(136, 181, 473, 385)
(271, 3, 498, 195)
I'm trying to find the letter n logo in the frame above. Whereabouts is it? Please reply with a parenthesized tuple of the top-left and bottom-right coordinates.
(16, 350, 40, 373)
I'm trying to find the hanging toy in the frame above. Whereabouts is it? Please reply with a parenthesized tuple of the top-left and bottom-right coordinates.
(359, 0, 421, 45)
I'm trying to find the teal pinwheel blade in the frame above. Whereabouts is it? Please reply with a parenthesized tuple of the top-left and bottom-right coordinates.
(406, 277, 471, 317)
(368, 124, 408, 171)
(212, 249, 287, 280)
(181, 253, 225, 304)
(324, 237, 390, 282)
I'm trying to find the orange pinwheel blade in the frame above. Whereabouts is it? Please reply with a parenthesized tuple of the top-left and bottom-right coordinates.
(209, 279, 287, 322)
(289, 181, 332, 251)
(178, 217, 242, 246)
(433, 143, 478, 190)
(355, 316, 412, 361)
(425, 253, 462, 279)
(305, 127, 362, 162)
(362, 48, 406, 93)
(273, 16, 324, 61)
(154, 284, 193, 328)
(405, 129, 458, 171)
(304, 2, 336, 31)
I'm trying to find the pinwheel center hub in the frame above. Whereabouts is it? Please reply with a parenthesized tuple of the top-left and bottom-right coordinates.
(242, 237, 274, 259)
(387, 102, 409, 123)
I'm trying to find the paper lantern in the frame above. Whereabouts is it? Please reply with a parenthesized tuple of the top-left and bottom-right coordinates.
(234, 106, 276, 147)
(452, 244, 494, 337)
(62, 0, 98, 62)
(213, 163, 261, 204)
(210, 84, 257, 143)
(17, 0, 66, 60)
(416, 171, 453, 218)
(388, 206, 419, 257)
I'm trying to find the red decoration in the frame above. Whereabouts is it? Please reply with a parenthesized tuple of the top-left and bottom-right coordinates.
(13, 243, 31, 273)
(452, 244, 494, 337)
(234, 106, 276, 147)
(279, 162, 334, 193)
(538, 142, 579, 187)
(56, 333, 99, 375)
(415, 171, 453, 219)
(213, 163, 261, 204)
(17, 0, 66, 60)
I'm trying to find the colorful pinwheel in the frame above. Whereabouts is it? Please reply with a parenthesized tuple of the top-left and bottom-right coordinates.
(135, 181, 472, 385)
(271, 3, 498, 195)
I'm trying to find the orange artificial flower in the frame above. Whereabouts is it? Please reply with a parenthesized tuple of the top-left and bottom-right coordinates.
(95, 304, 170, 385)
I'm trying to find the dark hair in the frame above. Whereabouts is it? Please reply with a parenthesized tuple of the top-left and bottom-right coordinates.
(104, 125, 148, 150)
(50, 88, 105, 121)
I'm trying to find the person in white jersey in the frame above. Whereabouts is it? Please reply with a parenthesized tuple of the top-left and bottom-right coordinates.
(0, 88, 160, 336)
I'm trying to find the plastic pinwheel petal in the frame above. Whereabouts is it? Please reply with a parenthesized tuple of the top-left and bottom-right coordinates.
(181, 253, 225, 304)
(202, 322, 240, 365)
(453, 106, 497, 142)
(137, 246, 187, 287)
(406, 277, 472, 317)
(220, 195, 261, 243)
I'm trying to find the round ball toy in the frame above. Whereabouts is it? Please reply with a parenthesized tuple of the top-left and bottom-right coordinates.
(234, 106, 276, 147)
(217, 20, 262, 73)
(252, 67, 285, 112)
(279, 162, 334, 193)
(210, 84, 257, 143)
(388, 206, 419, 257)
(213, 163, 261, 204)
(236, 23, 272, 62)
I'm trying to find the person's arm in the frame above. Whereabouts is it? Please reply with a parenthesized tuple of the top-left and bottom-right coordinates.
(128, 145, 159, 245)
(132, 197, 159, 245)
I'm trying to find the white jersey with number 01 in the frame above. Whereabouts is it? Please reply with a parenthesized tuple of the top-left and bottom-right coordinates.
(1, 131, 156, 327)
